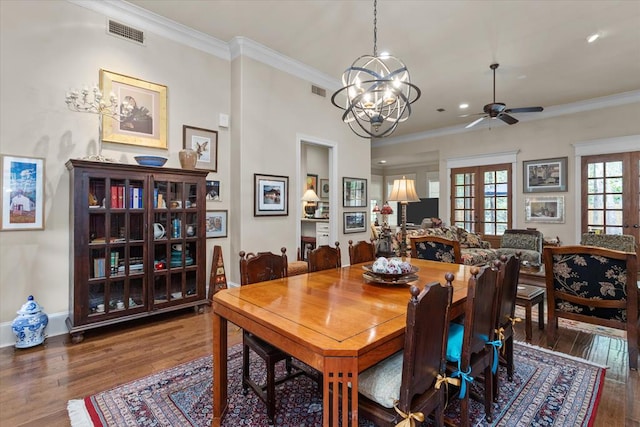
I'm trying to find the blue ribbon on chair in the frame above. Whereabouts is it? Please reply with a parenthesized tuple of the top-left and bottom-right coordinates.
(486, 339, 503, 374)
(451, 361, 473, 399)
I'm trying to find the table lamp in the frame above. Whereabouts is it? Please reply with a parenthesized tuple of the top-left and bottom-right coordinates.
(302, 187, 320, 218)
(387, 176, 420, 257)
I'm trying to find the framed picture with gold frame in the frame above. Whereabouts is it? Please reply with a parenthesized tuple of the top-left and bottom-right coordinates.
(100, 69, 167, 149)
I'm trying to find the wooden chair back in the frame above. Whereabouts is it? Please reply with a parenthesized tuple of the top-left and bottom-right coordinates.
(543, 245, 638, 369)
(463, 264, 500, 359)
(495, 254, 521, 330)
(239, 247, 288, 285)
(348, 239, 376, 265)
(397, 278, 453, 414)
(410, 235, 462, 264)
(307, 242, 341, 272)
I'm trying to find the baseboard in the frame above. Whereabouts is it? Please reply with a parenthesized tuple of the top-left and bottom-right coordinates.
(0, 311, 69, 348)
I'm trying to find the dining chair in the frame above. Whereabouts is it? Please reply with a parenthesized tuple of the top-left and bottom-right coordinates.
(445, 264, 501, 426)
(348, 239, 376, 265)
(492, 254, 521, 400)
(543, 245, 638, 370)
(307, 241, 341, 272)
(239, 248, 306, 423)
(580, 232, 637, 253)
(410, 235, 462, 264)
(358, 278, 454, 426)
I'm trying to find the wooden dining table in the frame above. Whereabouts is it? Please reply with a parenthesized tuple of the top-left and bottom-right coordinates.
(211, 258, 477, 426)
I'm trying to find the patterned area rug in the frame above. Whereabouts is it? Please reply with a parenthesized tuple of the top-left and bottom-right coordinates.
(68, 342, 606, 426)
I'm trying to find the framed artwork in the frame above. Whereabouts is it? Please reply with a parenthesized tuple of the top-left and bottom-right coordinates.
(1, 155, 45, 231)
(206, 180, 221, 201)
(343, 211, 367, 234)
(320, 178, 329, 198)
(525, 196, 565, 223)
(183, 125, 218, 172)
(206, 210, 228, 238)
(343, 177, 367, 207)
(306, 174, 318, 191)
(100, 69, 167, 149)
(523, 157, 568, 193)
(254, 173, 289, 216)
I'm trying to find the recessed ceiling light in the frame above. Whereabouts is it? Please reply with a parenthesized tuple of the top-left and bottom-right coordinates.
(587, 33, 600, 43)
(378, 160, 387, 164)
(459, 103, 469, 109)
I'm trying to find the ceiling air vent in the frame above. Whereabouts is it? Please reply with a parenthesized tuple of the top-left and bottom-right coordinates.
(107, 20, 145, 45)
(311, 85, 326, 97)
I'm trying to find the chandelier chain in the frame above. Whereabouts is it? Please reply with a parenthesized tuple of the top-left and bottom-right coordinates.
(373, 0, 377, 57)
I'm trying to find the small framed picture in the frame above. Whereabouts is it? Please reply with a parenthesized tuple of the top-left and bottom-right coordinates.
(206, 180, 220, 201)
(1, 155, 45, 231)
(206, 210, 227, 238)
(523, 157, 567, 193)
(343, 177, 367, 207)
(254, 173, 289, 216)
(525, 196, 565, 223)
(320, 178, 329, 198)
(343, 211, 367, 234)
(306, 174, 318, 191)
(183, 125, 218, 172)
(100, 69, 167, 149)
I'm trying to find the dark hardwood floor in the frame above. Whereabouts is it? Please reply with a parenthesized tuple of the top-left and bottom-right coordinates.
(0, 306, 637, 426)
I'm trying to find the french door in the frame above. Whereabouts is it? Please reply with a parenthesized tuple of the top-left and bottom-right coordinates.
(451, 163, 512, 238)
(581, 151, 640, 262)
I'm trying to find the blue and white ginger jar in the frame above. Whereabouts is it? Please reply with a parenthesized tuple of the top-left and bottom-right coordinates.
(11, 295, 49, 348)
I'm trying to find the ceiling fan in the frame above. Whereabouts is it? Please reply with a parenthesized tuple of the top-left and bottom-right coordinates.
(463, 63, 543, 129)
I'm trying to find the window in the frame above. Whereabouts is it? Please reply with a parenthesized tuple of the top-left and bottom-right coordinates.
(451, 164, 512, 235)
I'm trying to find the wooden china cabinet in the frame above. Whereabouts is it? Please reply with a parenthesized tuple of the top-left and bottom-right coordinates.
(66, 159, 209, 343)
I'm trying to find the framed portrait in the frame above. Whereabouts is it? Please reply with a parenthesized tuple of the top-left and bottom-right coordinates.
(183, 125, 218, 172)
(206, 210, 227, 238)
(100, 69, 167, 149)
(1, 155, 45, 231)
(254, 173, 289, 216)
(320, 178, 329, 198)
(206, 180, 220, 201)
(306, 174, 318, 191)
(525, 196, 565, 223)
(343, 177, 367, 207)
(343, 211, 367, 234)
(523, 157, 568, 193)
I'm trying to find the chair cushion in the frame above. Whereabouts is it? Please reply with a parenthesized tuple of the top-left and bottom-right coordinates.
(287, 260, 308, 276)
(358, 351, 403, 408)
(501, 233, 539, 251)
(446, 322, 464, 362)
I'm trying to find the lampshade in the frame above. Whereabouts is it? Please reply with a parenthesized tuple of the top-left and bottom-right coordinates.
(301, 188, 320, 202)
(387, 177, 419, 202)
(372, 203, 380, 213)
(330, 0, 420, 139)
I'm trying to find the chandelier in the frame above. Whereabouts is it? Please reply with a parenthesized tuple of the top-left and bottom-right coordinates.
(331, 0, 421, 138)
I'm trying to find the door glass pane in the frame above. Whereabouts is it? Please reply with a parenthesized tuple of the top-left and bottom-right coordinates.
(496, 210, 508, 222)
(606, 210, 623, 226)
(605, 194, 623, 209)
(587, 178, 603, 193)
(605, 177, 623, 193)
(588, 210, 604, 225)
(496, 197, 508, 209)
(606, 161, 622, 176)
(587, 195, 603, 209)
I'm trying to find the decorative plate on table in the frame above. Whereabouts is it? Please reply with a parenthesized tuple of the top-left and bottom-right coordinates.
(362, 264, 419, 285)
(362, 271, 419, 286)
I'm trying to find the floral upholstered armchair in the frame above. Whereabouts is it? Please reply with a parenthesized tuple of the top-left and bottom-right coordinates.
(496, 229, 543, 265)
(410, 235, 462, 264)
(580, 233, 637, 253)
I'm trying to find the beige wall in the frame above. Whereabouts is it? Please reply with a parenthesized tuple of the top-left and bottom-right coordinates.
(372, 103, 640, 245)
(0, 1, 369, 343)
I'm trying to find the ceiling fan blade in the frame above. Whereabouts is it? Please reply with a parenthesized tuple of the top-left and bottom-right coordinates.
(459, 112, 485, 118)
(504, 106, 543, 113)
(465, 116, 486, 128)
(498, 113, 518, 125)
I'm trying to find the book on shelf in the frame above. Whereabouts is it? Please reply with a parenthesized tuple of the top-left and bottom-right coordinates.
(93, 258, 105, 278)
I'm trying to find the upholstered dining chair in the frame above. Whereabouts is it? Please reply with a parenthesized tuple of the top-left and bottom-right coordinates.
(239, 248, 306, 423)
(307, 242, 341, 272)
(492, 254, 521, 400)
(445, 264, 501, 426)
(348, 239, 376, 265)
(358, 278, 454, 426)
(410, 235, 462, 264)
(543, 245, 638, 370)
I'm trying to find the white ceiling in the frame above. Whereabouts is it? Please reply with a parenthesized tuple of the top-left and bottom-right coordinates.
(126, 0, 640, 148)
